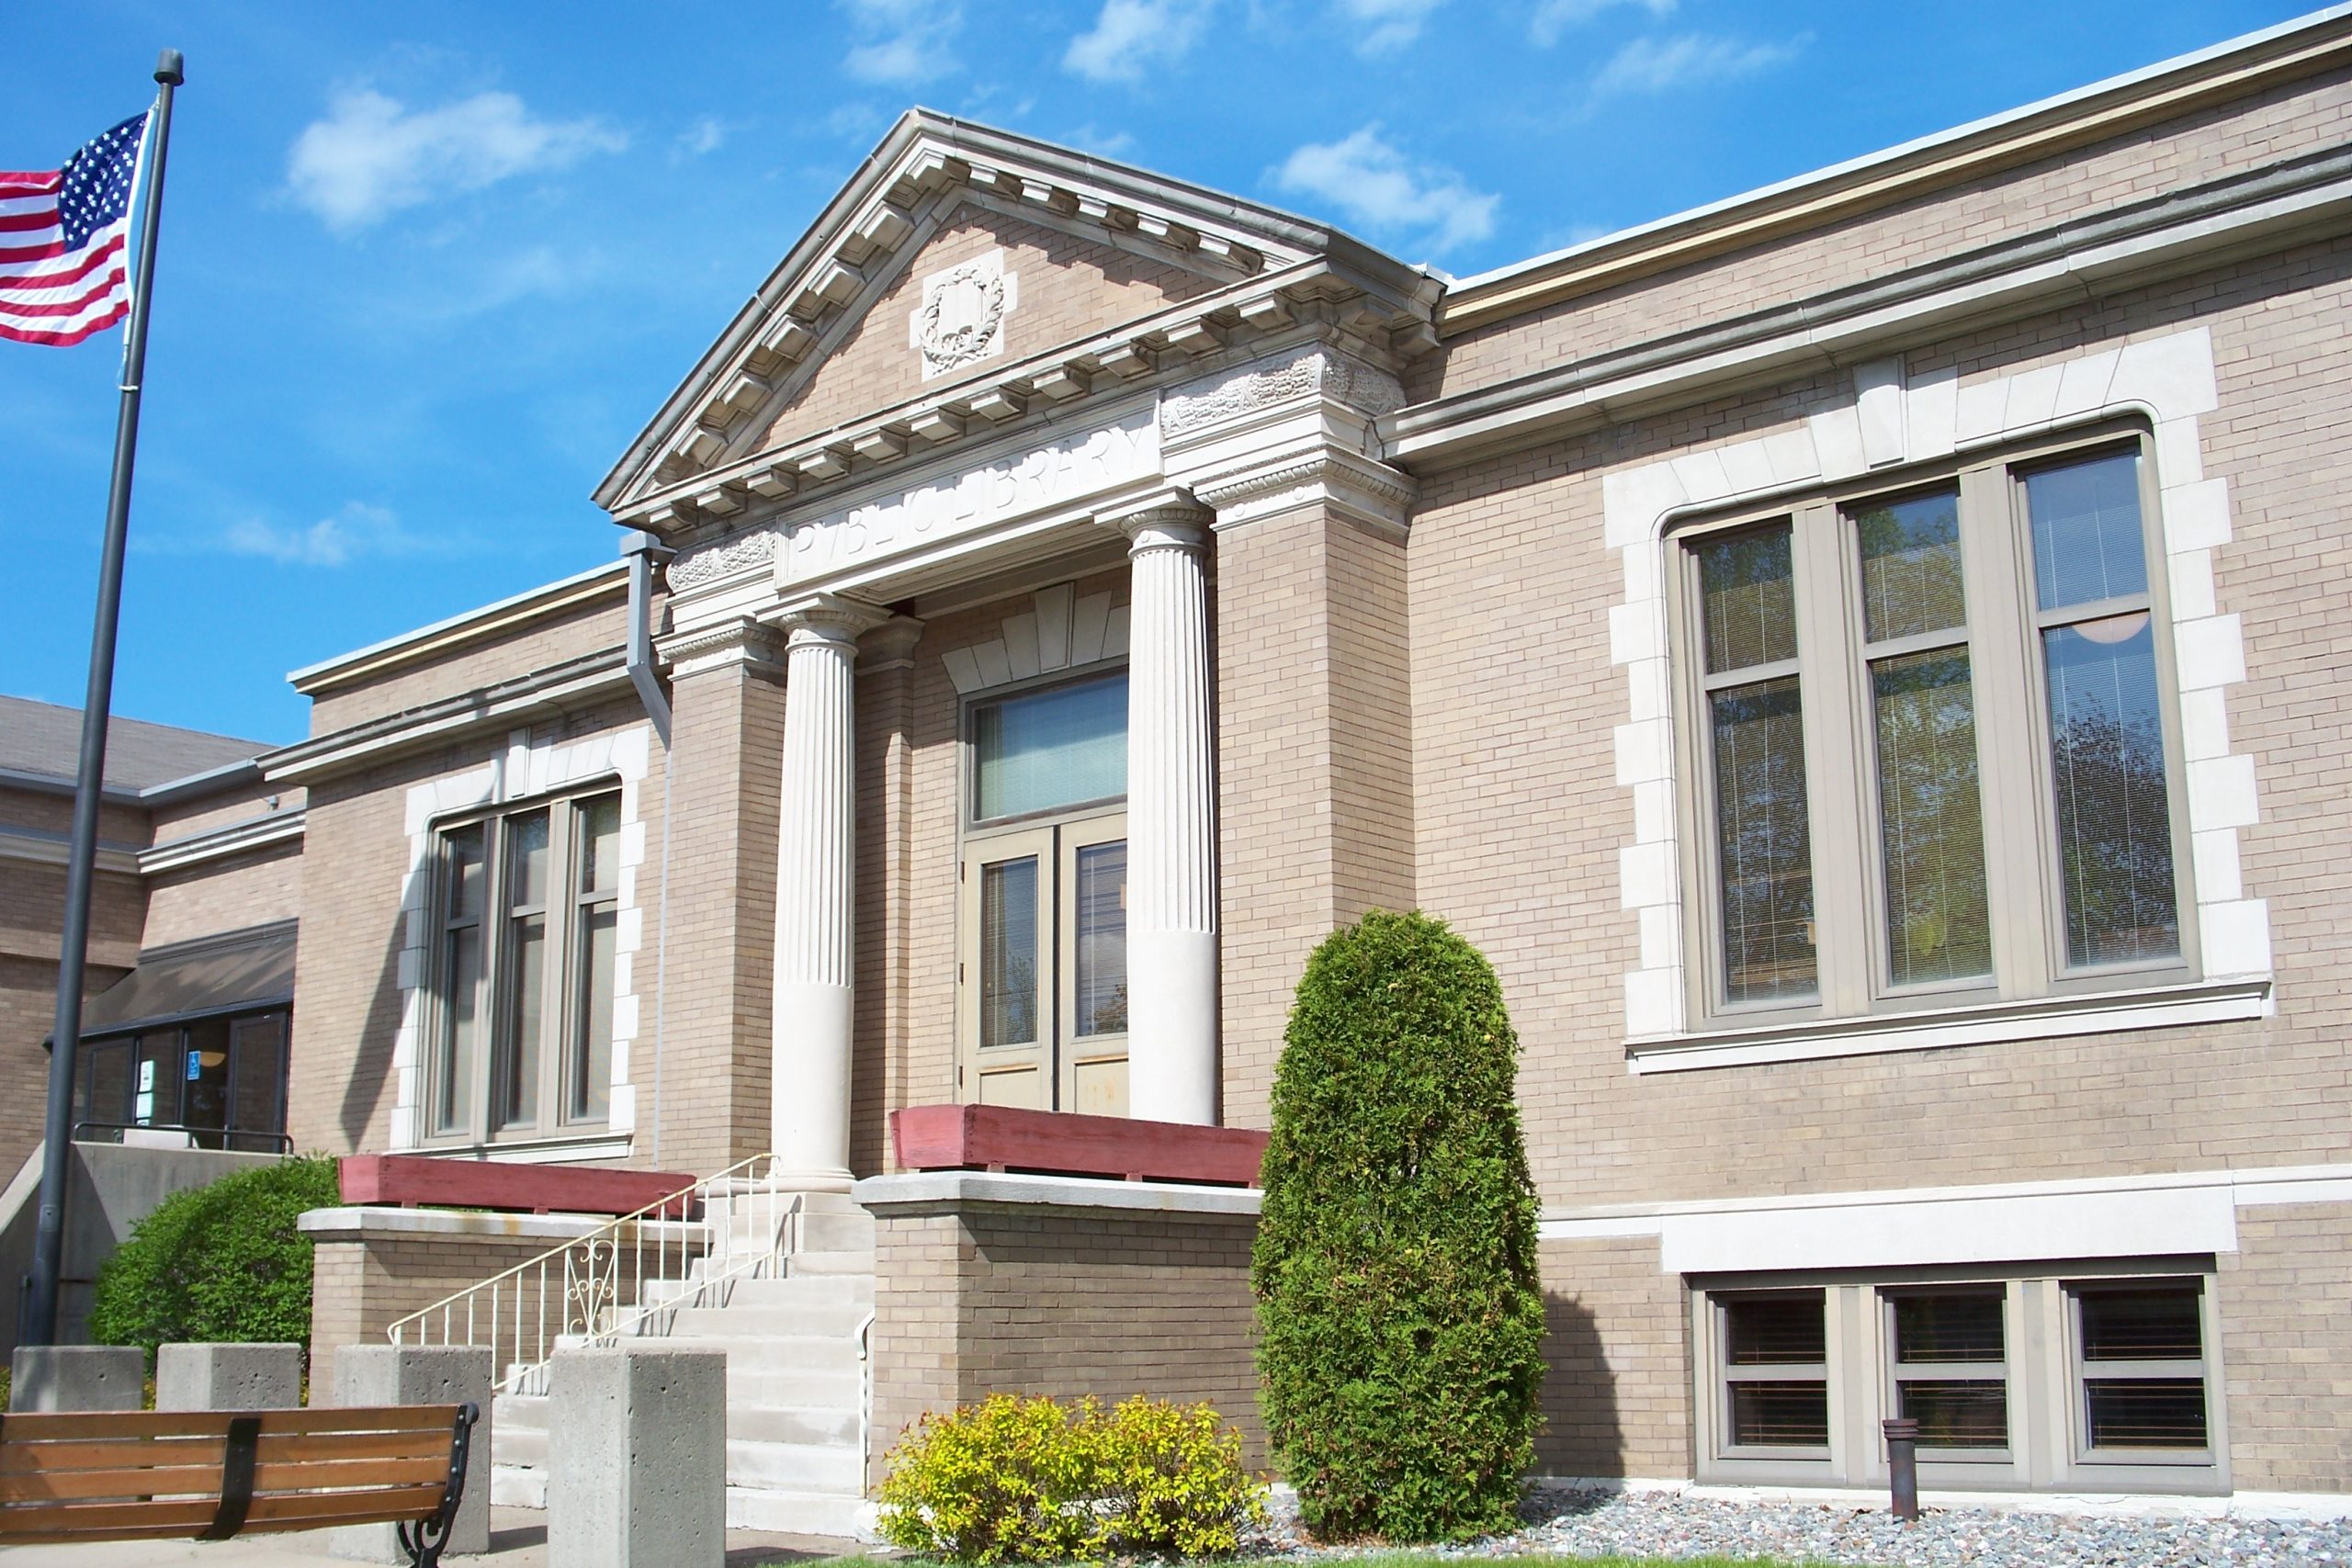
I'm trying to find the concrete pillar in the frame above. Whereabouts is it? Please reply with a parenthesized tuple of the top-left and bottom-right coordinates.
(1105, 489, 1221, 1125)
(770, 593, 888, 1184)
(331, 1344, 492, 1562)
(548, 1347, 726, 1568)
(8, 1345, 141, 1411)
(155, 1341, 301, 1410)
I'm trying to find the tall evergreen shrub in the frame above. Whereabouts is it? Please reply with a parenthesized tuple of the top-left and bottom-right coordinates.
(89, 1155, 340, 1361)
(1251, 909, 1544, 1541)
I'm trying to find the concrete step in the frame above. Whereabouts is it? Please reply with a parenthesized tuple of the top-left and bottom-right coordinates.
(491, 1463, 547, 1509)
(729, 1403, 862, 1447)
(493, 1423, 548, 1471)
(796, 1209, 876, 1253)
(727, 1484, 870, 1540)
(785, 1248, 876, 1277)
(667, 1303, 870, 1338)
(654, 1332, 865, 1375)
(641, 1272, 873, 1314)
(723, 1363, 865, 1408)
(727, 1438, 865, 1493)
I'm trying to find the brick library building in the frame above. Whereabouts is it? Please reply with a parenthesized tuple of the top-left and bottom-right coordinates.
(7, 6, 2352, 1530)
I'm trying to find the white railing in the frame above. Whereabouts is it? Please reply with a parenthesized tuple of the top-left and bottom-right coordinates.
(386, 1152, 803, 1395)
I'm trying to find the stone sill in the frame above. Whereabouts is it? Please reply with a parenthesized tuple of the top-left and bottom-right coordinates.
(851, 1170, 1262, 1219)
(1626, 976, 2272, 1074)
(297, 1205, 705, 1247)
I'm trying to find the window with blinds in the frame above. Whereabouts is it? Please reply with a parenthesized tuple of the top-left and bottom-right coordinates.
(1672, 427, 2195, 1029)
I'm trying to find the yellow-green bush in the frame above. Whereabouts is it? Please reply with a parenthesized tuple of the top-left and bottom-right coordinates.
(875, 1393, 1265, 1563)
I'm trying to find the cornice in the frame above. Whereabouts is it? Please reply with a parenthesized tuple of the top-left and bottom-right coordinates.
(1440, 6, 2352, 333)
(138, 809, 305, 877)
(1194, 449, 1416, 540)
(1385, 144, 2352, 467)
(657, 615, 788, 681)
(0, 826, 141, 876)
(290, 562, 630, 698)
(263, 650, 633, 785)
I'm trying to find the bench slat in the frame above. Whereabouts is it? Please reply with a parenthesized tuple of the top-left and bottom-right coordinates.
(0, 1426, 449, 1475)
(2, 1452, 450, 1503)
(0, 1405, 455, 1444)
(0, 1481, 449, 1539)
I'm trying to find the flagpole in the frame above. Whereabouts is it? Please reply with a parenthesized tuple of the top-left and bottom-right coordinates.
(23, 48, 184, 1349)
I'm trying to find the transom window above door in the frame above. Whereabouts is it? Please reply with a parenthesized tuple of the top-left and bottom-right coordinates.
(960, 670, 1129, 1114)
(1670, 430, 2198, 1031)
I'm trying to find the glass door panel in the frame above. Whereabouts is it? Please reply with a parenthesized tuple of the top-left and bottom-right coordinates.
(1059, 816, 1129, 1117)
(959, 828, 1054, 1110)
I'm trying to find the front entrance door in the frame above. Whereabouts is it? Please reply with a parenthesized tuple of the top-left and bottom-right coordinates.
(957, 810, 1129, 1114)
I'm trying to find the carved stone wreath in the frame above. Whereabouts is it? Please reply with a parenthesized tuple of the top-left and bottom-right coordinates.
(912, 255, 1013, 378)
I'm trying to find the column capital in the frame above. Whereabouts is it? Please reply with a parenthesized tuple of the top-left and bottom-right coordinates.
(771, 592, 893, 651)
(1099, 486, 1213, 555)
(659, 615, 789, 681)
(857, 613, 926, 673)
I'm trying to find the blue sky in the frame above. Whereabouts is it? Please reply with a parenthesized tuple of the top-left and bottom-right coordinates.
(0, 0, 2312, 745)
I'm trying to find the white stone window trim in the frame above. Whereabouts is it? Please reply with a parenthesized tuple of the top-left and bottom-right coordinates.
(390, 723, 651, 1154)
(1603, 325, 2269, 1064)
(940, 580, 1130, 695)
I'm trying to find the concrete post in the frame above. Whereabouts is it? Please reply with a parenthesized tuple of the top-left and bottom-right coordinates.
(154, 1342, 303, 1411)
(8, 1345, 141, 1411)
(330, 1344, 492, 1562)
(548, 1347, 726, 1568)
(1104, 489, 1221, 1125)
(770, 593, 888, 1185)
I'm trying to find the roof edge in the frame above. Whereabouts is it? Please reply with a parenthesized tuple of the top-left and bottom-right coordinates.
(1442, 3, 2352, 333)
(287, 559, 631, 699)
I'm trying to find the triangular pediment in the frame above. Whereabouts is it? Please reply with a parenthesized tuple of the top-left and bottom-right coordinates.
(595, 112, 1441, 527)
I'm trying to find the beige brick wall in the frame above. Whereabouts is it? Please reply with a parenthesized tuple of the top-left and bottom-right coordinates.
(1536, 1237, 1690, 1480)
(140, 842, 300, 950)
(309, 1229, 571, 1395)
(306, 585, 631, 738)
(2218, 1204, 2352, 1492)
(868, 1202, 1263, 1483)
(1408, 243, 2352, 1214)
(148, 780, 306, 842)
(1214, 508, 1415, 1131)
(762, 204, 1222, 453)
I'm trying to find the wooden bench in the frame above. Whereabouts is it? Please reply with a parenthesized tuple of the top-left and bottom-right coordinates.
(0, 1402, 478, 1567)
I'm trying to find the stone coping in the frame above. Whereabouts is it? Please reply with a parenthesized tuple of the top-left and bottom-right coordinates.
(297, 1205, 705, 1245)
(851, 1170, 1262, 1218)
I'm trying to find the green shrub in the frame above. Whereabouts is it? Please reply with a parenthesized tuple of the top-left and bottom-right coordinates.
(88, 1155, 341, 1362)
(875, 1393, 1265, 1563)
(1251, 909, 1546, 1543)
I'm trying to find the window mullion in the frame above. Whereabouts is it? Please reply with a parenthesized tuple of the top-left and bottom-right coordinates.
(1956, 463, 2049, 999)
(475, 816, 504, 1145)
(543, 807, 576, 1128)
(1792, 502, 1871, 1016)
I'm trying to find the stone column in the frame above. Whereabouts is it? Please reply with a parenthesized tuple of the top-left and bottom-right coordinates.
(770, 593, 888, 1184)
(1105, 489, 1221, 1125)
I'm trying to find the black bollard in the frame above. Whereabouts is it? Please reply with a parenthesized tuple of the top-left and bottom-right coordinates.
(1883, 1416, 1921, 1522)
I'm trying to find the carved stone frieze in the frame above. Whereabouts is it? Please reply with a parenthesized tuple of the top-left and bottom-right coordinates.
(1193, 449, 1417, 539)
(667, 526, 781, 592)
(1158, 345, 1406, 442)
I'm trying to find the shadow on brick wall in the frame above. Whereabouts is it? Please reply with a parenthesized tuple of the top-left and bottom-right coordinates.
(1535, 1290, 1624, 1480)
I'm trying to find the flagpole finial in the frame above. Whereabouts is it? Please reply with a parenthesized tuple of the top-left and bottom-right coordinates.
(155, 49, 184, 86)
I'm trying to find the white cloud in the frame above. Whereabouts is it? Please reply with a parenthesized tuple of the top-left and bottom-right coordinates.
(1591, 30, 1804, 95)
(1272, 123, 1498, 255)
(1528, 0, 1672, 48)
(677, 117, 727, 157)
(1336, 0, 1445, 55)
(841, 0, 964, 85)
(1066, 123, 1139, 158)
(286, 89, 625, 232)
(221, 502, 454, 568)
(1064, 0, 1216, 84)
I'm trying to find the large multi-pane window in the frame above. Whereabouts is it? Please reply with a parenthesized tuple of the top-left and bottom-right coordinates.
(1674, 431, 2194, 1027)
(958, 669, 1129, 1115)
(1701, 1269, 2219, 1492)
(428, 791, 621, 1144)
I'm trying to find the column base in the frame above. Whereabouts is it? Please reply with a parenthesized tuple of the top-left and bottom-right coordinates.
(772, 980, 855, 1175)
(1127, 927, 1220, 1125)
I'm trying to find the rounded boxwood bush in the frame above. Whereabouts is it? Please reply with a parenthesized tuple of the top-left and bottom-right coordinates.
(1251, 909, 1545, 1542)
(89, 1155, 341, 1361)
(876, 1393, 1265, 1563)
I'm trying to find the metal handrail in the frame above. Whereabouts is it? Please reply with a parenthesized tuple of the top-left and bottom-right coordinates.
(70, 1120, 295, 1154)
(384, 1151, 802, 1394)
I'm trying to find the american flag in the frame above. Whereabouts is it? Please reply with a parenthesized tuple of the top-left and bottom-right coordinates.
(0, 113, 151, 348)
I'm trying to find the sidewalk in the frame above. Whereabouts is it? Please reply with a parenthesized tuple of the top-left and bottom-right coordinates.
(0, 1506, 869, 1566)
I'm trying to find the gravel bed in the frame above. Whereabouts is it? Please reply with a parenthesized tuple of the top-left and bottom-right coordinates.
(1246, 1484, 2352, 1567)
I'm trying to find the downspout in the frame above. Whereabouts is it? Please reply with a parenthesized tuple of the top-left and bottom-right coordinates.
(623, 530, 674, 746)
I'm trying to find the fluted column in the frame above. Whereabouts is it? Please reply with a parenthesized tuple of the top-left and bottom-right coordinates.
(770, 593, 888, 1184)
(1105, 489, 1220, 1125)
